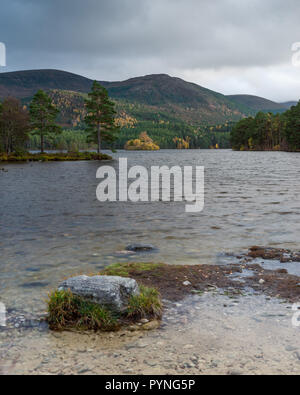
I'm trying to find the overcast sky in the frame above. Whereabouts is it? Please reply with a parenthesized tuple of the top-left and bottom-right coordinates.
(0, 0, 300, 102)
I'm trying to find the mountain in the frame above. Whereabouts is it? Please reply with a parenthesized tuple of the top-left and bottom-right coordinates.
(0, 69, 247, 125)
(103, 73, 250, 124)
(0, 69, 296, 127)
(280, 101, 298, 109)
(227, 94, 296, 113)
(102, 73, 233, 106)
(0, 69, 93, 98)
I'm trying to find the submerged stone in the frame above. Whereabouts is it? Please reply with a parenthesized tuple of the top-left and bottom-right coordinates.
(126, 244, 158, 253)
(25, 267, 41, 272)
(142, 320, 160, 331)
(58, 275, 140, 313)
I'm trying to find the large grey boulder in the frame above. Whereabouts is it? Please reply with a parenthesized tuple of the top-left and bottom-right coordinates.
(58, 275, 140, 313)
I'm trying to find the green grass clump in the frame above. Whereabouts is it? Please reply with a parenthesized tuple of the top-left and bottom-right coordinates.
(47, 290, 119, 331)
(47, 283, 163, 332)
(126, 285, 163, 320)
(101, 262, 161, 277)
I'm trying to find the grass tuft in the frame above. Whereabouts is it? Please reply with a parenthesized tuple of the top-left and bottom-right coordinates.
(47, 289, 119, 331)
(126, 285, 163, 320)
(101, 262, 161, 277)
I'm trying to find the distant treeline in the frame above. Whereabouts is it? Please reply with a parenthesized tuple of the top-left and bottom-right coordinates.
(114, 121, 233, 149)
(0, 85, 236, 153)
(26, 89, 235, 150)
(27, 122, 233, 151)
(27, 130, 95, 152)
(231, 101, 300, 151)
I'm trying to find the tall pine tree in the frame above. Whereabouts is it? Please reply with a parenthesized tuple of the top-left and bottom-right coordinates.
(84, 82, 119, 153)
(285, 102, 300, 150)
(30, 90, 61, 153)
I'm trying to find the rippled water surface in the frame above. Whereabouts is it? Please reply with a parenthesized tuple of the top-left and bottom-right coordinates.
(1, 149, 300, 375)
(1, 149, 300, 311)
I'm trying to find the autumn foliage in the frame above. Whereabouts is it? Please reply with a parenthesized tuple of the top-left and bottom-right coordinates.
(125, 131, 160, 150)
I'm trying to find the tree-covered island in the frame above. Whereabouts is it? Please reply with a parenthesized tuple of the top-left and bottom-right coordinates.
(0, 83, 118, 162)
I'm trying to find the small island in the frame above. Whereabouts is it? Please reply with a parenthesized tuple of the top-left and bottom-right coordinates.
(0, 83, 117, 162)
(0, 152, 112, 162)
(125, 132, 160, 151)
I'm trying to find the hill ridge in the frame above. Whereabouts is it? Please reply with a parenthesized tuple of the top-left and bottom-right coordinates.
(227, 94, 295, 113)
(0, 69, 296, 126)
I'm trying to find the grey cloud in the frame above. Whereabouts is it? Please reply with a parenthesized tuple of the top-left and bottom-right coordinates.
(0, 0, 300, 100)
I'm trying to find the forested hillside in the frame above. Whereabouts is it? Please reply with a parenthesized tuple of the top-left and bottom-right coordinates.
(0, 69, 297, 150)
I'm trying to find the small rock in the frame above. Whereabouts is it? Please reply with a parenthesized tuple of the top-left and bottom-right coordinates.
(228, 370, 243, 376)
(259, 279, 265, 285)
(183, 281, 192, 286)
(183, 344, 194, 350)
(123, 368, 134, 374)
(140, 318, 149, 324)
(293, 351, 300, 361)
(142, 320, 160, 331)
(224, 325, 235, 330)
(136, 342, 149, 349)
(78, 368, 92, 374)
(285, 345, 297, 352)
(145, 361, 157, 367)
(128, 325, 140, 332)
(182, 363, 194, 369)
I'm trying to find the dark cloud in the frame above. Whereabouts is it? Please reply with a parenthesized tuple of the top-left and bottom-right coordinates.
(0, 0, 300, 100)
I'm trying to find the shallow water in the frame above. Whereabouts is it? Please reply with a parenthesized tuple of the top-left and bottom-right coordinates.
(1, 293, 299, 375)
(1, 149, 300, 374)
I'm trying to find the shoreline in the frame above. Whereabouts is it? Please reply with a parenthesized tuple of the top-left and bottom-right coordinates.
(0, 152, 112, 163)
(1, 247, 300, 375)
(100, 248, 300, 305)
(2, 290, 299, 375)
(4, 246, 300, 334)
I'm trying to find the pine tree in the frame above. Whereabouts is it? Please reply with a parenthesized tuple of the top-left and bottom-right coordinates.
(84, 81, 119, 153)
(29, 90, 61, 153)
(285, 102, 300, 150)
